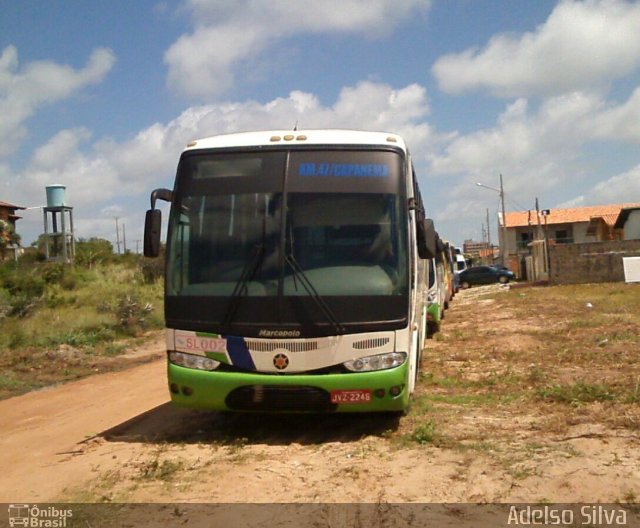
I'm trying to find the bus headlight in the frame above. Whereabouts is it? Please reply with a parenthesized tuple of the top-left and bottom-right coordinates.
(169, 351, 220, 371)
(344, 352, 407, 372)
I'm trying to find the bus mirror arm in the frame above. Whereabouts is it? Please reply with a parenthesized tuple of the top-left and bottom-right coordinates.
(150, 188, 173, 209)
(417, 218, 437, 260)
(144, 188, 173, 258)
(407, 197, 423, 215)
(435, 232, 445, 254)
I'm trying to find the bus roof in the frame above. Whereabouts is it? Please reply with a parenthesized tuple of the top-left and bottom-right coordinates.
(185, 129, 408, 152)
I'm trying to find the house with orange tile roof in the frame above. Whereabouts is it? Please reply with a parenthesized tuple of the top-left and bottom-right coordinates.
(614, 206, 640, 240)
(0, 200, 26, 259)
(0, 200, 26, 229)
(499, 203, 640, 258)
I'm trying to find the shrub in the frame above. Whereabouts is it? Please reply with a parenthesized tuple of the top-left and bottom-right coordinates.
(8, 294, 39, 318)
(75, 238, 115, 268)
(0, 288, 11, 319)
(58, 327, 117, 348)
(8, 328, 28, 349)
(116, 294, 154, 334)
(410, 420, 438, 445)
(2, 269, 45, 299)
(0, 267, 42, 317)
(41, 262, 66, 284)
(139, 258, 164, 284)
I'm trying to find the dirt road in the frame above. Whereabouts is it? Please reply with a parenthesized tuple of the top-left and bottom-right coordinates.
(0, 357, 168, 501)
(1, 285, 639, 506)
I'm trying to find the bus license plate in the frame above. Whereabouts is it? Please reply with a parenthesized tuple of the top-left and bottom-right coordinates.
(330, 389, 372, 404)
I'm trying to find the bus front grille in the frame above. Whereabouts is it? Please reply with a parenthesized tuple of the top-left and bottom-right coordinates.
(225, 385, 337, 412)
(246, 341, 319, 353)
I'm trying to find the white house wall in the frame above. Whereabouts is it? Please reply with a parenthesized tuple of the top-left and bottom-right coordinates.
(571, 223, 590, 243)
(624, 210, 640, 240)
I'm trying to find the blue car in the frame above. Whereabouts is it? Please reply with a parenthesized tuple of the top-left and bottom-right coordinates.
(458, 265, 515, 289)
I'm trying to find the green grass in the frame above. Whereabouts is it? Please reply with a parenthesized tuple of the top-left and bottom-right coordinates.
(0, 256, 164, 399)
(0, 374, 41, 393)
(426, 393, 521, 406)
(537, 382, 617, 404)
(136, 457, 185, 481)
(409, 420, 438, 445)
(406, 282, 640, 455)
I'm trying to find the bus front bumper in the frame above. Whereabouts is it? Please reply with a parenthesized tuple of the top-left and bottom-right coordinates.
(167, 361, 410, 413)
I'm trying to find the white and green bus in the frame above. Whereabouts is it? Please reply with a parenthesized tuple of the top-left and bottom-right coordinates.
(144, 129, 436, 412)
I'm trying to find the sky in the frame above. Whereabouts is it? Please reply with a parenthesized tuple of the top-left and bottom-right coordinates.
(3, 0, 640, 251)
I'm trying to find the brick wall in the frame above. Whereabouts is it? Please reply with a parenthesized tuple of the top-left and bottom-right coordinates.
(548, 240, 640, 284)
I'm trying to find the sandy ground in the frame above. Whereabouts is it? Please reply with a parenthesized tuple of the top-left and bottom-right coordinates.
(1, 287, 639, 513)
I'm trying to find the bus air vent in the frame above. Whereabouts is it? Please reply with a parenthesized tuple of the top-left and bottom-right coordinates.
(247, 341, 319, 353)
(352, 337, 390, 350)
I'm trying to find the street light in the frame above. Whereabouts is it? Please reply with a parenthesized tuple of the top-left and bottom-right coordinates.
(476, 174, 507, 266)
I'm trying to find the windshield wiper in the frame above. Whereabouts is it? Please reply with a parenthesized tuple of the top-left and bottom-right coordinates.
(222, 243, 265, 330)
(284, 253, 346, 335)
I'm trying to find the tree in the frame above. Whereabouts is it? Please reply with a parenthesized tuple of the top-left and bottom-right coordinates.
(0, 220, 21, 260)
(75, 238, 114, 268)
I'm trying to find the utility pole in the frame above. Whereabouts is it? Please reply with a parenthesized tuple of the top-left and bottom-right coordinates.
(535, 197, 542, 239)
(499, 174, 507, 266)
(122, 223, 127, 253)
(541, 209, 551, 275)
(115, 217, 121, 255)
(486, 207, 492, 249)
(476, 174, 507, 266)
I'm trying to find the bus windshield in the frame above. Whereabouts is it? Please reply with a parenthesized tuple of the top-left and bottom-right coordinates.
(165, 148, 409, 335)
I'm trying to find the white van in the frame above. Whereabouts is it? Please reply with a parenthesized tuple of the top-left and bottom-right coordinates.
(455, 254, 467, 273)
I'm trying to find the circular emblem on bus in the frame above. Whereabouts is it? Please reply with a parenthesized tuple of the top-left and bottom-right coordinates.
(273, 353, 289, 370)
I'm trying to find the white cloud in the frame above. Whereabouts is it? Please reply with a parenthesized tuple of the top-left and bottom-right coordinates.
(422, 77, 640, 242)
(19, 132, 120, 210)
(430, 89, 616, 189)
(165, 0, 431, 99)
(590, 86, 640, 143)
(427, 88, 639, 225)
(0, 46, 115, 158)
(31, 128, 93, 170)
(567, 164, 640, 205)
(101, 204, 124, 216)
(9, 81, 435, 244)
(432, 0, 640, 97)
(184, 0, 430, 32)
(165, 25, 261, 100)
(429, 92, 628, 223)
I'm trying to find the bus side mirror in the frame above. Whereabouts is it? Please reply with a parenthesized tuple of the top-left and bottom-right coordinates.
(144, 209, 162, 258)
(144, 188, 173, 258)
(417, 218, 437, 260)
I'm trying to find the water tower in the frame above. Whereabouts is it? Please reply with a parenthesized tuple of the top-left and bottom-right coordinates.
(43, 184, 75, 263)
